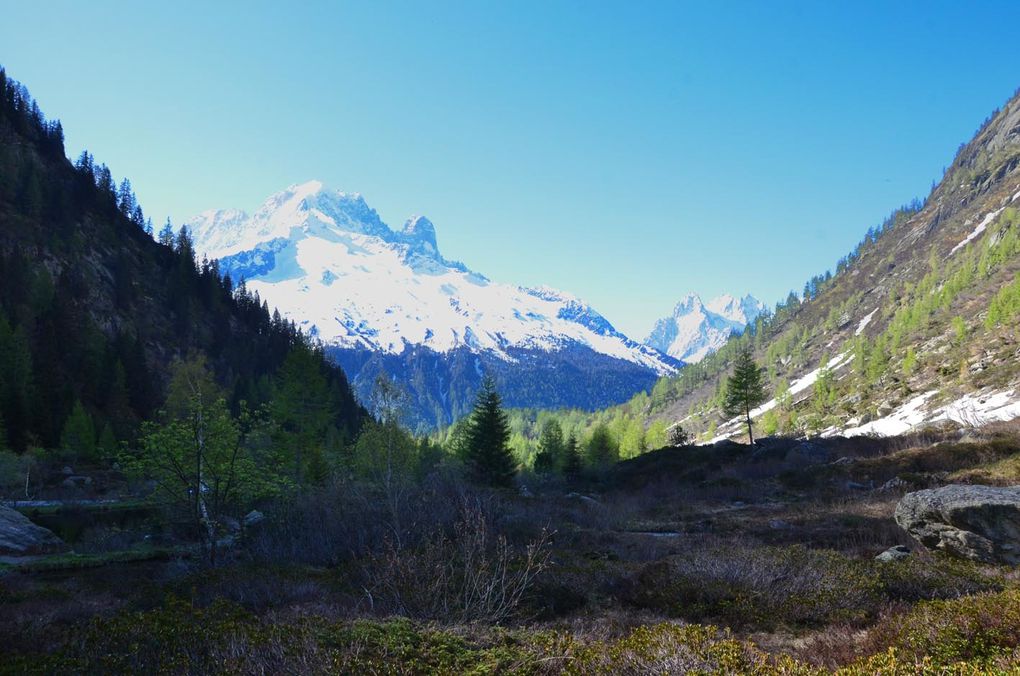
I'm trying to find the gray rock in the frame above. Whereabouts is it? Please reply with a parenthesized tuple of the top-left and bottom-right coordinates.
(877, 477, 909, 492)
(61, 475, 92, 489)
(895, 485, 1020, 564)
(768, 519, 792, 530)
(243, 510, 265, 528)
(875, 545, 911, 562)
(0, 505, 66, 556)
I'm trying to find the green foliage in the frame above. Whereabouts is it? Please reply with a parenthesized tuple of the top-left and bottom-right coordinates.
(463, 377, 516, 487)
(59, 400, 96, 462)
(585, 422, 619, 470)
(122, 357, 287, 556)
(666, 424, 691, 447)
(562, 432, 582, 480)
(866, 589, 1020, 668)
(985, 272, 1020, 329)
(533, 419, 563, 473)
(351, 419, 416, 484)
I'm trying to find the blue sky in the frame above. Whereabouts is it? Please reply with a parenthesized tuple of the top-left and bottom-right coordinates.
(3, 1, 1020, 338)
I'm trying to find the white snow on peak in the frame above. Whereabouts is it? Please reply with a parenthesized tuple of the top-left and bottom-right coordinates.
(184, 182, 678, 375)
(644, 292, 765, 363)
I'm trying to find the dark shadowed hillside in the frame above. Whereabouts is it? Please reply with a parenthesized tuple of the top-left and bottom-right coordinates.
(0, 68, 365, 453)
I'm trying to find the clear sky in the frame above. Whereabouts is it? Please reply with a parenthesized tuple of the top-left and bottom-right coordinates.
(3, 1, 1020, 338)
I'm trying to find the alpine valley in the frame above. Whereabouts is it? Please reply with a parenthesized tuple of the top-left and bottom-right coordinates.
(186, 182, 704, 428)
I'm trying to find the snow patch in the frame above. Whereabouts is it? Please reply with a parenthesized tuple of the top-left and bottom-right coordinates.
(855, 309, 877, 336)
(950, 207, 1004, 255)
(844, 392, 937, 437)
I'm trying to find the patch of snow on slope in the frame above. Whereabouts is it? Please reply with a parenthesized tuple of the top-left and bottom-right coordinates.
(842, 388, 1020, 438)
(843, 392, 938, 437)
(938, 389, 1020, 427)
(855, 309, 877, 336)
(950, 207, 1004, 255)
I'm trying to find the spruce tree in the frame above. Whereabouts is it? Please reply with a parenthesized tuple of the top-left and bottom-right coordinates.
(533, 419, 563, 474)
(562, 432, 582, 480)
(158, 218, 175, 247)
(464, 377, 516, 487)
(723, 348, 768, 445)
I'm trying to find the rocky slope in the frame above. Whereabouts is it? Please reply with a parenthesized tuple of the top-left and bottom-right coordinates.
(640, 87, 1020, 440)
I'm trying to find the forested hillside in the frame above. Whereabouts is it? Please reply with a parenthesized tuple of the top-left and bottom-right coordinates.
(0, 68, 365, 462)
(499, 87, 1020, 458)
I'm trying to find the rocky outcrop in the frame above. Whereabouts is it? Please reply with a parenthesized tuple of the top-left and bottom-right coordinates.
(895, 485, 1020, 564)
(0, 506, 66, 556)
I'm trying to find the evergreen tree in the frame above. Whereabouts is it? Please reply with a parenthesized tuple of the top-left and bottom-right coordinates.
(463, 377, 516, 487)
(158, 218, 175, 247)
(271, 343, 330, 484)
(562, 432, 582, 480)
(533, 419, 563, 474)
(667, 424, 691, 448)
(723, 348, 768, 445)
(116, 178, 135, 216)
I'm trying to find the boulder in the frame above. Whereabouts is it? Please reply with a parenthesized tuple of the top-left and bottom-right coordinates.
(243, 510, 265, 528)
(0, 506, 66, 556)
(875, 545, 911, 563)
(895, 485, 1020, 564)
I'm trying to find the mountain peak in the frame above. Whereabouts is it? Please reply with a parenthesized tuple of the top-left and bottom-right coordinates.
(402, 215, 438, 253)
(673, 292, 704, 314)
(646, 291, 763, 363)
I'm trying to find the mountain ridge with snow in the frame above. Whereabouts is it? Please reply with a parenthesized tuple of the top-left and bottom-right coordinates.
(186, 181, 680, 426)
(644, 292, 765, 363)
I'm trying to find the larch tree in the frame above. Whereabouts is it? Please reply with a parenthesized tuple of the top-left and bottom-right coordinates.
(723, 348, 768, 446)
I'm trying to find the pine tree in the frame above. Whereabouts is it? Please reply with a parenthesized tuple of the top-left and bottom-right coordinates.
(464, 377, 516, 487)
(723, 348, 768, 445)
(533, 419, 563, 473)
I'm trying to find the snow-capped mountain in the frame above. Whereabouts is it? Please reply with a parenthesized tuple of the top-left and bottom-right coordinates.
(644, 293, 764, 363)
(186, 181, 679, 427)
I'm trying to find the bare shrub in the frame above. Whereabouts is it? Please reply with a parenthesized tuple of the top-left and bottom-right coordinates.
(363, 498, 551, 624)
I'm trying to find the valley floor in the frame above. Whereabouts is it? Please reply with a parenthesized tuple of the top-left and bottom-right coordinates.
(5, 422, 1020, 673)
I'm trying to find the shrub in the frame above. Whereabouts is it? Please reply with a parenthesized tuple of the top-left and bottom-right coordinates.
(363, 498, 551, 624)
(623, 545, 883, 629)
(863, 589, 1020, 666)
(562, 622, 813, 675)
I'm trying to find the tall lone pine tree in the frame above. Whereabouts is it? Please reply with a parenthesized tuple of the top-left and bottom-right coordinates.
(464, 377, 516, 487)
(724, 348, 768, 446)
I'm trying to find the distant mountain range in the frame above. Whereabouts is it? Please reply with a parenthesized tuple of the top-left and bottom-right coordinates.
(187, 182, 693, 427)
(643, 293, 764, 363)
